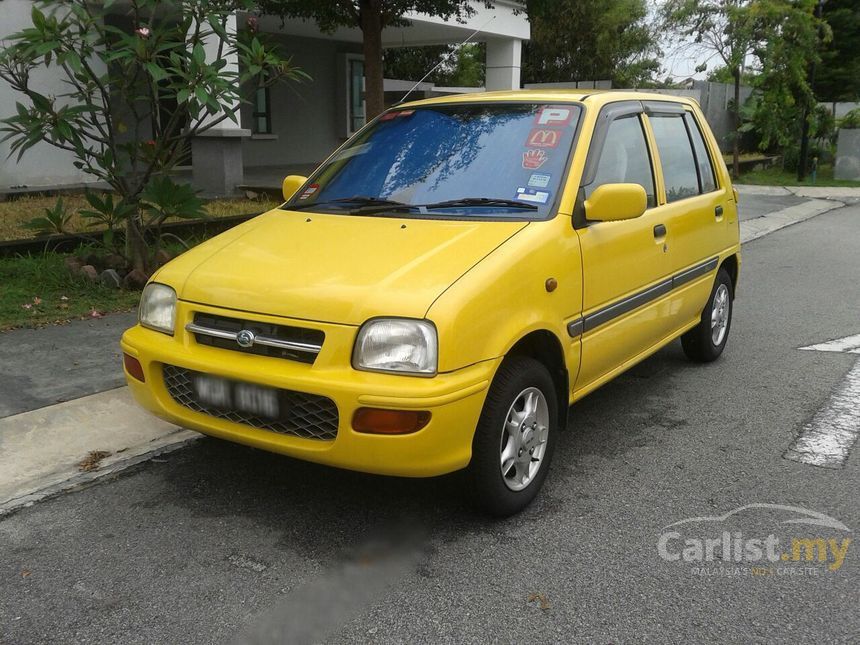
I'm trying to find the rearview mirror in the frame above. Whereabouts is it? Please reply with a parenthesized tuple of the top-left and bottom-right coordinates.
(584, 183, 647, 222)
(282, 175, 308, 202)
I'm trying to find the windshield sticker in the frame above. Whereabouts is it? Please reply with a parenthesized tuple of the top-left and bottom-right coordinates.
(298, 183, 319, 200)
(515, 187, 551, 204)
(379, 109, 415, 121)
(528, 173, 551, 188)
(535, 106, 573, 127)
(522, 148, 548, 170)
(526, 129, 562, 148)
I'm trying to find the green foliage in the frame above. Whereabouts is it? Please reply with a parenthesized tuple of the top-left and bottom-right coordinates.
(522, 0, 660, 87)
(838, 108, 860, 130)
(816, 0, 860, 102)
(140, 176, 206, 225)
(746, 0, 829, 153)
(384, 43, 485, 87)
(21, 197, 73, 236)
(0, 0, 304, 272)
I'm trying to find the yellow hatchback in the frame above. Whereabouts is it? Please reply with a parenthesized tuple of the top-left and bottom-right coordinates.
(122, 90, 740, 515)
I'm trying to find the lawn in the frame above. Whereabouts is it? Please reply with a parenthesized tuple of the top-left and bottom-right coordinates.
(0, 194, 280, 242)
(738, 164, 860, 188)
(0, 252, 141, 330)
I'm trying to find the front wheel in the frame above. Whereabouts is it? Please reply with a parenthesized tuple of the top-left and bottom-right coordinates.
(681, 267, 733, 363)
(468, 356, 558, 516)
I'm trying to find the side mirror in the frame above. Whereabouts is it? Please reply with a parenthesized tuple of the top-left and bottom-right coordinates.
(584, 183, 647, 222)
(282, 175, 308, 202)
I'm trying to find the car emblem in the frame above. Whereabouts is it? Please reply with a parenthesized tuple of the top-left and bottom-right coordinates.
(236, 329, 256, 348)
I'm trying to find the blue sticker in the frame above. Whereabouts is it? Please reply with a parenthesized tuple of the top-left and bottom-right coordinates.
(528, 173, 551, 188)
(515, 187, 550, 204)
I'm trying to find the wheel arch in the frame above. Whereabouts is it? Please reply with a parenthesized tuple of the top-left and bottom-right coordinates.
(505, 329, 569, 431)
(720, 254, 739, 296)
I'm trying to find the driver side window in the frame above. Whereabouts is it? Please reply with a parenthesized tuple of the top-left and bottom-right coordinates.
(586, 115, 656, 208)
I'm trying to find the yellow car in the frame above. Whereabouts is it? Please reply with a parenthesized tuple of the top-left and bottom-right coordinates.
(122, 91, 740, 515)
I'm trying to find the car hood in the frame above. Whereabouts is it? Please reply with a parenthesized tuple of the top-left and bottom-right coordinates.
(159, 209, 529, 325)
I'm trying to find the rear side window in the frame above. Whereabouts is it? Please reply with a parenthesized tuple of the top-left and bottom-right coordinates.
(587, 115, 656, 208)
(685, 113, 717, 193)
(649, 115, 699, 203)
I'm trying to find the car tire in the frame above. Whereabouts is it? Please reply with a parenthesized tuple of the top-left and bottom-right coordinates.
(468, 355, 558, 517)
(681, 267, 733, 363)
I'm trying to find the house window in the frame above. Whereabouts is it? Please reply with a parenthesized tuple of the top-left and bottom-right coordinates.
(348, 58, 365, 135)
(252, 86, 271, 134)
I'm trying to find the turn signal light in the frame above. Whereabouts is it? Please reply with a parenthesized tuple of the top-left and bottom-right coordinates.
(123, 353, 145, 382)
(352, 408, 431, 435)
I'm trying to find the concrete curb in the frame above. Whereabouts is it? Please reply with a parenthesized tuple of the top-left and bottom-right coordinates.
(740, 198, 845, 243)
(0, 387, 197, 516)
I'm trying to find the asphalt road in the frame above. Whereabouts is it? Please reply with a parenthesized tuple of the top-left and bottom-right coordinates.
(2, 205, 860, 644)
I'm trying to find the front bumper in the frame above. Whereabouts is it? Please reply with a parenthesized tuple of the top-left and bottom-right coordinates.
(121, 301, 496, 477)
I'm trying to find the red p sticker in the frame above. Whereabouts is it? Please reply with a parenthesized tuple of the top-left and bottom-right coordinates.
(535, 107, 573, 127)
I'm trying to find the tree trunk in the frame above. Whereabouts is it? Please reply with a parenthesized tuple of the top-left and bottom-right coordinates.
(359, 0, 385, 120)
(126, 214, 149, 275)
(732, 68, 741, 180)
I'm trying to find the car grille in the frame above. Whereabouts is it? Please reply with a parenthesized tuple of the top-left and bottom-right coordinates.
(187, 312, 324, 364)
(162, 364, 339, 441)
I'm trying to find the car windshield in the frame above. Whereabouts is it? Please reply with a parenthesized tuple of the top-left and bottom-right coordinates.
(284, 102, 582, 219)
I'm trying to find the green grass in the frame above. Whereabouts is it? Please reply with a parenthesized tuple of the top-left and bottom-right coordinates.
(0, 252, 140, 330)
(738, 164, 860, 188)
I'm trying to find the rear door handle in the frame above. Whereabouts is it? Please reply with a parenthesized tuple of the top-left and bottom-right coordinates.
(715, 205, 724, 218)
(653, 223, 667, 238)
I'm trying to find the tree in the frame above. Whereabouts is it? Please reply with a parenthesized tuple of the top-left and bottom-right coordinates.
(522, 0, 661, 88)
(384, 42, 485, 87)
(0, 0, 304, 273)
(816, 0, 860, 102)
(744, 0, 827, 172)
(661, 0, 757, 179)
(259, 1, 490, 119)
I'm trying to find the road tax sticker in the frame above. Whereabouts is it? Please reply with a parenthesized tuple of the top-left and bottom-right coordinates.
(534, 106, 573, 126)
(298, 183, 319, 200)
(528, 173, 551, 188)
(379, 109, 415, 121)
(525, 128, 562, 148)
(522, 148, 548, 169)
(515, 187, 551, 204)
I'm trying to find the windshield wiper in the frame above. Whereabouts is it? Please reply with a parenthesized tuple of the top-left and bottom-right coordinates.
(288, 195, 411, 211)
(351, 197, 539, 215)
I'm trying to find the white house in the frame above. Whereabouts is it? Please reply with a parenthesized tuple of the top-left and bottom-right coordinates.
(0, 0, 530, 196)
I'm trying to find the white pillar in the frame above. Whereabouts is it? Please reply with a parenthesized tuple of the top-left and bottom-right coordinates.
(191, 11, 249, 196)
(485, 38, 522, 91)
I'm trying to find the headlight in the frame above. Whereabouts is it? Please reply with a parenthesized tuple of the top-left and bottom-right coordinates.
(139, 283, 176, 335)
(353, 318, 437, 376)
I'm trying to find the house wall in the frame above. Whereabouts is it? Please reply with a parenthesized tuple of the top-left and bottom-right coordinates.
(241, 35, 362, 169)
(0, 0, 101, 192)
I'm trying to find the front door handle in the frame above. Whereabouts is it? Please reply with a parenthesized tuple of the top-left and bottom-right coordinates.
(653, 223, 667, 238)
(715, 205, 724, 219)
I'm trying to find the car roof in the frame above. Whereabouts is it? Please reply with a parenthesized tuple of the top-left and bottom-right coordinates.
(400, 89, 699, 110)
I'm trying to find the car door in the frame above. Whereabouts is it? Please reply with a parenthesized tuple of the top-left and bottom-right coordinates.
(644, 102, 734, 332)
(573, 102, 675, 394)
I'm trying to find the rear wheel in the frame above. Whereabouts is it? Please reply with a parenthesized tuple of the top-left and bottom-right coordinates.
(681, 267, 733, 363)
(468, 356, 558, 516)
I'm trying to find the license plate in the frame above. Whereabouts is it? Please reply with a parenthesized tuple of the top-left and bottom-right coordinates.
(195, 375, 281, 420)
